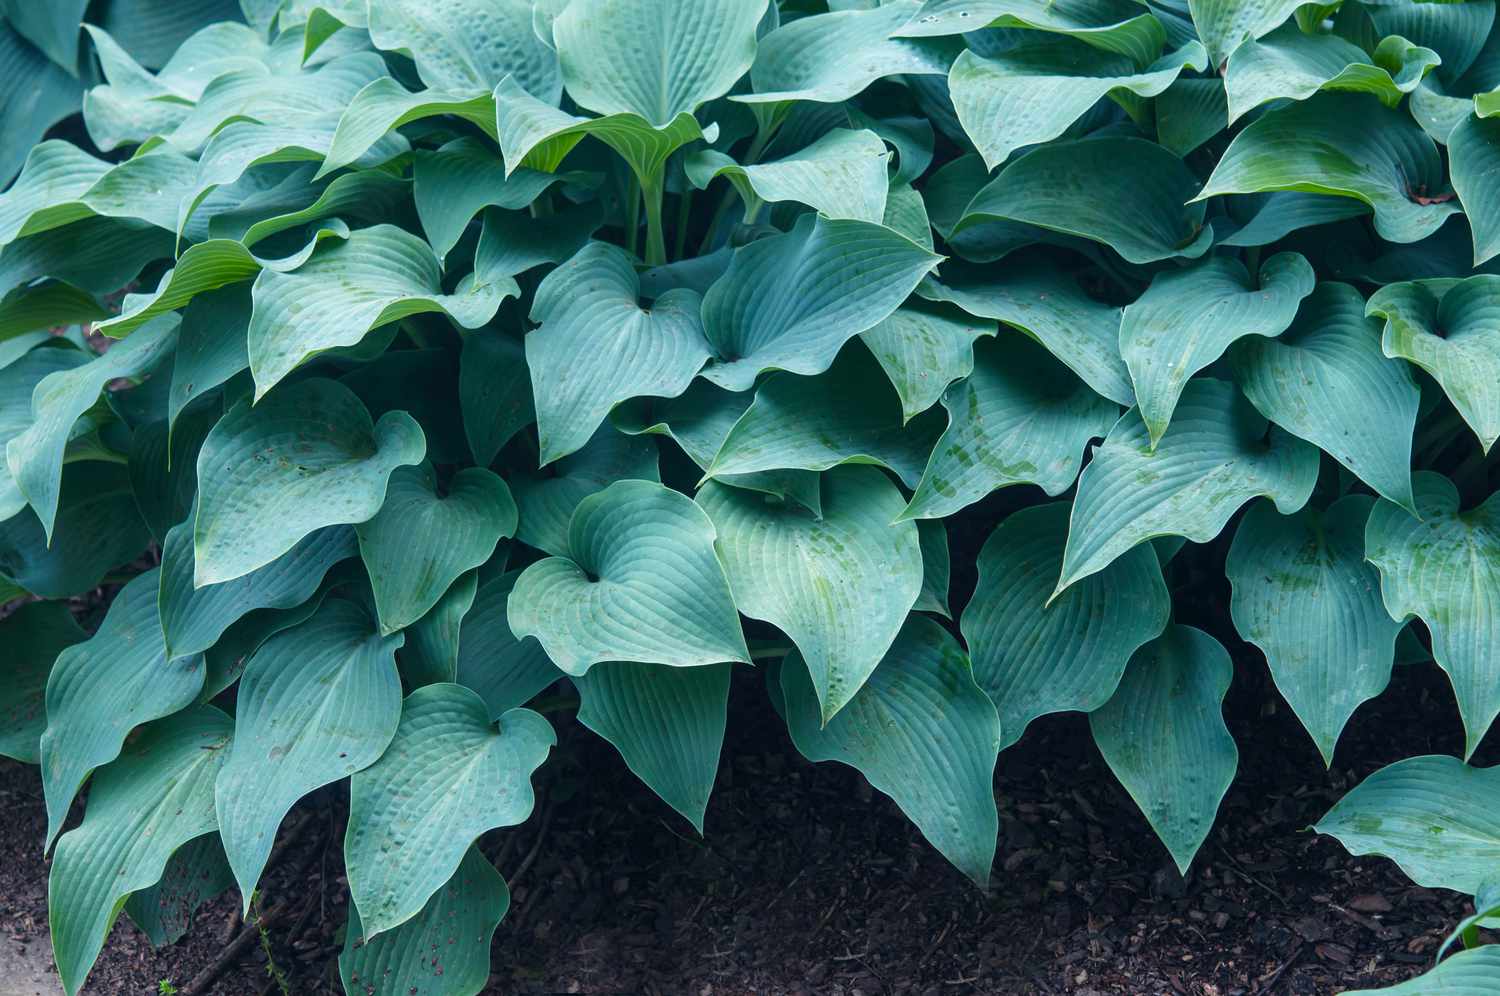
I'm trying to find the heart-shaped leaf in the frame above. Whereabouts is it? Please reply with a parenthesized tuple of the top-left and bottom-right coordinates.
(950, 38, 1206, 170)
(780, 615, 1000, 887)
(1120, 252, 1315, 447)
(1365, 473, 1500, 758)
(1366, 276, 1500, 453)
(49, 706, 232, 996)
(527, 241, 713, 464)
(575, 661, 731, 833)
(707, 341, 945, 489)
(698, 213, 941, 391)
(340, 844, 510, 996)
(963, 502, 1169, 750)
(1227, 496, 1402, 766)
(701, 465, 922, 722)
(1090, 624, 1238, 874)
(508, 480, 748, 675)
(346, 684, 553, 936)
(1315, 754, 1500, 895)
(1197, 93, 1459, 244)
(1057, 378, 1319, 594)
(956, 137, 1212, 264)
(357, 464, 516, 633)
(40, 569, 206, 848)
(248, 225, 517, 396)
(902, 335, 1118, 521)
(215, 598, 403, 904)
(192, 377, 426, 586)
(1233, 281, 1419, 512)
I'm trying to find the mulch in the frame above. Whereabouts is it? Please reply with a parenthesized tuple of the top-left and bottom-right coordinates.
(1, 643, 1492, 995)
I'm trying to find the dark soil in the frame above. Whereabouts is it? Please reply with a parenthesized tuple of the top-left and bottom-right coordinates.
(1, 644, 1493, 996)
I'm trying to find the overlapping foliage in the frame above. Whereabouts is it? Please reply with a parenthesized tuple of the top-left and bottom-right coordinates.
(3, 0, 1499, 992)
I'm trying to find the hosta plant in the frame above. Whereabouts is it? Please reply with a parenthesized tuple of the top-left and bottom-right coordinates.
(2, 0, 1499, 993)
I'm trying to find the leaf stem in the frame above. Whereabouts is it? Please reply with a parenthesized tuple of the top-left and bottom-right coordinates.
(624, 173, 641, 257)
(642, 175, 668, 266)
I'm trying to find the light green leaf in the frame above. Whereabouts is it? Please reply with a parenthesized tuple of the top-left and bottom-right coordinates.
(1186, 0, 1304, 66)
(956, 137, 1212, 264)
(508, 480, 748, 674)
(897, 0, 1168, 67)
(917, 262, 1133, 406)
(698, 213, 942, 391)
(1121, 252, 1315, 447)
(160, 520, 357, 660)
(0, 601, 85, 763)
(903, 335, 1118, 521)
(510, 425, 659, 558)
(357, 464, 516, 634)
(1365, 473, 1500, 759)
(493, 74, 712, 195)
(201, 594, 331, 702)
(367, 0, 561, 98)
(1315, 754, 1500, 895)
(0, 464, 151, 599)
(575, 661, 731, 833)
(5, 317, 177, 541)
(964, 502, 1169, 750)
(1090, 624, 1238, 874)
(40, 570, 206, 849)
(0, 141, 196, 249)
(216, 598, 402, 904)
(79, 22, 268, 152)
(193, 377, 426, 586)
(317, 78, 499, 179)
(346, 684, 554, 936)
(48, 706, 232, 996)
(1057, 378, 1320, 594)
(737, 1, 962, 107)
(527, 241, 712, 464)
(780, 615, 1000, 887)
(1196, 93, 1460, 245)
(1450, 113, 1500, 265)
(340, 845, 510, 996)
(555, 0, 766, 125)
(686, 127, 891, 224)
(1227, 496, 1401, 766)
(456, 569, 564, 718)
(1366, 276, 1500, 453)
(860, 303, 994, 423)
(1224, 26, 1439, 123)
(168, 51, 390, 152)
(248, 224, 517, 397)
(706, 342, 945, 489)
(1366, 0, 1493, 88)
(950, 39, 1206, 171)
(701, 465, 922, 722)
(95, 221, 353, 340)
(1233, 281, 1419, 512)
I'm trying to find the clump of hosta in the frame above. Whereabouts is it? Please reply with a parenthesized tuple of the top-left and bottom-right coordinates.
(2, 0, 1498, 993)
